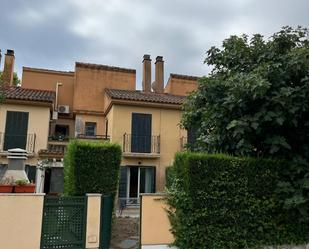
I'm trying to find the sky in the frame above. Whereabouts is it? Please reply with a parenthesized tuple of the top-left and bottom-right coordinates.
(0, 0, 308, 89)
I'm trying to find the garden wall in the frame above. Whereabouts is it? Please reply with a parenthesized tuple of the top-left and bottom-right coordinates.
(0, 193, 102, 249)
(140, 194, 176, 249)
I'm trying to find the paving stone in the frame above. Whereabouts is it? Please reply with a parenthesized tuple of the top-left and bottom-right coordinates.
(118, 239, 138, 249)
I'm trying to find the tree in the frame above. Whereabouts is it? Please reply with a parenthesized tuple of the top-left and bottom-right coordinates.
(0, 71, 20, 86)
(182, 26, 309, 220)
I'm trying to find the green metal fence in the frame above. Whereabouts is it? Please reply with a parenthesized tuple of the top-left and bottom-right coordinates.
(100, 195, 113, 249)
(40, 196, 87, 249)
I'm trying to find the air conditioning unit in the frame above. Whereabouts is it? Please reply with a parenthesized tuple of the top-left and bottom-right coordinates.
(58, 105, 70, 114)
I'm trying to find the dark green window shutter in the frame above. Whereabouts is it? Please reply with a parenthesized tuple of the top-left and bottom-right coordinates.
(4, 111, 29, 150)
(131, 113, 152, 153)
(118, 167, 127, 198)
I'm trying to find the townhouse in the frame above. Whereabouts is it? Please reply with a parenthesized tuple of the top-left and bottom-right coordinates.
(0, 50, 198, 202)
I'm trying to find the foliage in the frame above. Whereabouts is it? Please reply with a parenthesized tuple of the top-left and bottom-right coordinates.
(0, 71, 20, 86)
(167, 152, 309, 249)
(165, 166, 175, 189)
(15, 179, 29, 185)
(182, 26, 309, 219)
(64, 140, 122, 196)
(0, 71, 20, 102)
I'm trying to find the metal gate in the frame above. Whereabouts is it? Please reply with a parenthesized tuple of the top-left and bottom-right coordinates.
(100, 195, 113, 249)
(40, 196, 87, 249)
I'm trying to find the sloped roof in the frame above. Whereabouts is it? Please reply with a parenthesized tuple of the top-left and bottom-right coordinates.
(2, 86, 55, 103)
(105, 88, 186, 105)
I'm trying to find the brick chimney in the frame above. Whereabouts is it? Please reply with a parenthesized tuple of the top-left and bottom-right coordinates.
(152, 56, 164, 93)
(2, 49, 15, 86)
(142, 54, 151, 92)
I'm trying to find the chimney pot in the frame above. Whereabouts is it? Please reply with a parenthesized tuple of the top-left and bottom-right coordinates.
(143, 54, 151, 61)
(6, 49, 14, 56)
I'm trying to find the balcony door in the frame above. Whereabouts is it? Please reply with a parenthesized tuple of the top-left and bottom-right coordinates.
(4, 111, 29, 150)
(131, 113, 152, 153)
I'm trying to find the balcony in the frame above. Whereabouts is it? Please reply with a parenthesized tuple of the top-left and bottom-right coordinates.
(0, 133, 36, 155)
(123, 133, 160, 158)
(38, 134, 110, 159)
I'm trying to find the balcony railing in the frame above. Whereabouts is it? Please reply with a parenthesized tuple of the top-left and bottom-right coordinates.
(76, 134, 110, 141)
(180, 136, 188, 151)
(123, 133, 160, 154)
(0, 133, 36, 154)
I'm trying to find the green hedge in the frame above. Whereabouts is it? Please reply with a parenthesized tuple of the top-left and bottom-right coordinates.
(64, 140, 122, 196)
(167, 152, 309, 249)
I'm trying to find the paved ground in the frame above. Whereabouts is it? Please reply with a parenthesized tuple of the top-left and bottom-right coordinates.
(110, 217, 139, 249)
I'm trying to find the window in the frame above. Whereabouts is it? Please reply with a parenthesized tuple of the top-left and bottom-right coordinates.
(54, 125, 69, 140)
(85, 122, 96, 136)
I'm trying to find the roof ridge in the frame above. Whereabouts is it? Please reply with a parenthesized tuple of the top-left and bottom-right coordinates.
(170, 73, 200, 80)
(76, 62, 136, 73)
(23, 66, 74, 74)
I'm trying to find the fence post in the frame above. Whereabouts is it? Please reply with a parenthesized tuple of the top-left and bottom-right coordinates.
(86, 194, 101, 249)
(100, 195, 113, 249)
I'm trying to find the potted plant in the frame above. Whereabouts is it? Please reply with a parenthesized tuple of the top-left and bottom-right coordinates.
(14, 179, 36, 193)
(0, 176, 15, 193)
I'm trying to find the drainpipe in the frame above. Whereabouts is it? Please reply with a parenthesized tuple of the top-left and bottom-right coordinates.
(55, 82, 63, 111)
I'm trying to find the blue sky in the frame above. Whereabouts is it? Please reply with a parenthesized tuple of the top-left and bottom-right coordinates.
(0, 0, 308, 89)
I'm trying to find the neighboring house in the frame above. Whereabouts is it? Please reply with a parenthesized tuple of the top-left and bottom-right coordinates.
(4, 50, 198, 201)
(0, 50, 55, 184)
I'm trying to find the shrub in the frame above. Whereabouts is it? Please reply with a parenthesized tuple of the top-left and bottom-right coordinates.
(167, 152, 309, 249)
(165, 166, 175, 189)
(64, 140, 122, 196)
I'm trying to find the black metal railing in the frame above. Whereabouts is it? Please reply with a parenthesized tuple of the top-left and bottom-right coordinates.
(76, 134, 110, 140)
(0, 132, 36, 154)
(180, 136, 188, 151)
(123, 133, 160, 154)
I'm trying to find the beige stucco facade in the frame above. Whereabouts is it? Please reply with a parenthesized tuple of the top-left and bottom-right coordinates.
(0, 103, 50, 165)
(140, 194, 174, 246)
(0, 194, 45, 249)
(106, 104, 186, 191)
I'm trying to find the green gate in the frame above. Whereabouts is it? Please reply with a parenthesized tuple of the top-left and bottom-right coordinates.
(100, 195, 113, 249)
(40, 196, 87, 249)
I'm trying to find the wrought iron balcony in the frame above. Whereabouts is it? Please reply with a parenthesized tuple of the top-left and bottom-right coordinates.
(76, 134, 110, 141)
(123, 133, 160, 156)
(0, 132, 36, 154)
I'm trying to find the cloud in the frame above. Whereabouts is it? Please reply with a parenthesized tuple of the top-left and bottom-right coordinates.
(0, 0, 308, 88)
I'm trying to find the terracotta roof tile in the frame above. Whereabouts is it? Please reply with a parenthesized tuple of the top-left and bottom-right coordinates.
(2, 86, 55, 103)
(105, 89, 186, 105)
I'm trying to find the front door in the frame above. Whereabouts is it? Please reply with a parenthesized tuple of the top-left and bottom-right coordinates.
(131, 113, 152, 153)
(4, 111, 29, 150)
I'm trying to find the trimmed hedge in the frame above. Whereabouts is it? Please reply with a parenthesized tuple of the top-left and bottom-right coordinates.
(167, 152, 309, 249)
(64, 140, 122, 196)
